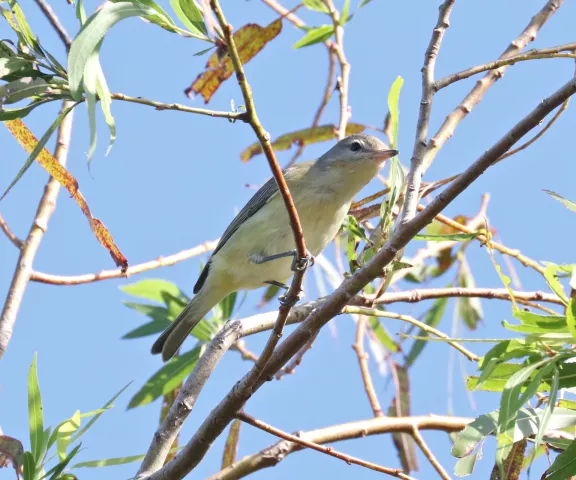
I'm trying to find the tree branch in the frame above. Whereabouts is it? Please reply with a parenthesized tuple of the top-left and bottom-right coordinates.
(33, 0, 72, 49)
(353, 316, 384, 417)
(436, 42, 576, 89)
(410, 426, 451, 480)
(30, 239, 219, 285)
(0, 101, 75, 360)
(236, 411, 416, 479)
(0, 214, 23, 249)
(207, 415, 472, 480)
(400, 0, 457, 225)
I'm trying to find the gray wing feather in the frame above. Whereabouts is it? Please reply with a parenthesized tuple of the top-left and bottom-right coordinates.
(193, 173, 281, 293)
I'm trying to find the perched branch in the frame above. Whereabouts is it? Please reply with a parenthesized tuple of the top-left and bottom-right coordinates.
(30, 240, 219, 285)
(207, 415, 472, 480)
(33, 0, 72, 49)
(0, 214, 23, 249)
(345, 307, 479, 362)
(436, 42, 576, 89)
(110, 93, 248, 121)
(353, 316, 384, 417)
(0, 102, 75, 360)
(324, 0, 351, 140)
(400, 0, 457, 225)
(236, 411, 416, 479)
(411, 426, 451, 480)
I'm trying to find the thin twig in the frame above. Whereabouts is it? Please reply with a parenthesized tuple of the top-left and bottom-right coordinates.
(436, 43, 576, 89)
(33, 0, 72, 49)
(0, 101, 75, 360)
(0, 214, 23, 249)
(275, 331, 318, 379)
(110, 93, 247, 121)
(30, 239, 219, 285)
(345, 307, 479, 362)
(400, 0, 457, 225)
(421, 0, 563, 174)
(237, 411, 416, 480)
(324, 0, 350, 140)
(353, 316, 384, 417)
(259, 0, 306, 28)
(207, 414, 472, 480)
(411, 426, 451, 480)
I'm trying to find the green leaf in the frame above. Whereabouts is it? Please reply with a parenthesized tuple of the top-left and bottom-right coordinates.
(72, 454, 146, 468)
(221, 419, 241, 469)
(387, 75, 403, 150)
(0, 77, 48, 104)
(292, 25, 334, 48)
(56, 410, 80, 461)
(1, 103, 77, 201)
(2, 1, 41, 54)
(128, 345, 204, 408)
(532, 366, 559, 464)
(567, 297, 576, 342)
(69, 383, 130, 444)
(122, 302, 172, 321)
(23, 451, 35, 480)
(456, 259, 482, 330)
(544, 263, 569, 305)
(219, 292, 237, 321)
(93, 53, 115, 156)
(359, 0, 373, 7)
(406, 296, 448, 367)
(302, 0, 329, 13)
(413, 233, 478, 241)
(543, 438, 576, 480)
(120, 279, 187, 304)
(123, 319, 171, 339)
(0, 97, 58, 121)
(68, 2, 183, 100)
(368, 317, 398, 353)
(342, 215, 370, 243)
(341, 0, 351, 24)
(170, 0, 207, 36)
(47, 443, 82, 480)
(544, 189, 576, 214)
(454, 452, 481, 477)
(76, 0, 87, 24)
(28, 353, 44, 464)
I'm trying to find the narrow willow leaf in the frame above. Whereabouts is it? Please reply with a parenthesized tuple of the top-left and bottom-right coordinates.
(0, 77, 47, 104)
(170, 0, 207, 36)
(406, 296, 448, 366)
(47, 443, 82, 479)
(387, 75, 403, 149)
(221, 419, 241, 469)
(120, 279, 187, 304)
(341, 0, 351, 24)
(76, 0, 87, 24)
(542, 438, 576, 480)
(28, 353, 44, 463)
(368, 317, 398, 353)
(1, 104, 76, 200)
(532, 366, 559, 463)
(0, 97, 58, 121)
(567, 297, 576, 341)
(544, 263, 569, 305)
(293, 25, 334, 48)
(414, 233, 478, 241)
(302, 0, 329, 13)
(128, 345, 204, 408)
(544, 189, 576, 214)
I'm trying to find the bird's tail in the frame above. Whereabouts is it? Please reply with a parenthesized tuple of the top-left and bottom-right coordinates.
(151, 286, 227, 361)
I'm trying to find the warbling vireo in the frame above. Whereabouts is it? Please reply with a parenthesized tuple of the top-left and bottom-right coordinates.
(152, 134, 398, 361)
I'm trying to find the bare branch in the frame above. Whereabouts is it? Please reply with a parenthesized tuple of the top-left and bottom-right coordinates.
(207, 415, 472, 480)
(324, 0, 351, 140)
(260, 0, 306, 28)
(0, 214, 23, 249)
(353, 316, 384, 417)
(345, 306, 479, 362)
(30, 240, 219, 285)
(236, 411, 416, 479)
(110, 93, 248, 121)
(0, 101, 75, 360)
(436, 43, 576, 89)
(401, 0, 457, 225)
(411, 426, 451, 480)
(33, 0, 72, 49)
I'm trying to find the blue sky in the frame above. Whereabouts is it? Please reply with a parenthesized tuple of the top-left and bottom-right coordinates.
(2, 0, 576, 478)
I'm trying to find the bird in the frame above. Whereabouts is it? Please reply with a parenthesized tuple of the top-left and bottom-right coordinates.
(151, 134, 398, 361)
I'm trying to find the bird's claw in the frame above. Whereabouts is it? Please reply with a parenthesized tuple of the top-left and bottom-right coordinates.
(291, 251, 315, 272)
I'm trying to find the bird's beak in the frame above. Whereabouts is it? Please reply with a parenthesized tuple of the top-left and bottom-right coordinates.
(372, 149, 398, 162)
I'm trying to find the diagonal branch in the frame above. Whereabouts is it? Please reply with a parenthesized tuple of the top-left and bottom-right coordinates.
(33, 0, 72, 49)
(0, 214, 23, 249)
(236, 411, 416, 479)
(411, 426, 451, 480)
(0, 101, 75, 360)
(400, 0, 457, 225)
(207, 414, 472, 480)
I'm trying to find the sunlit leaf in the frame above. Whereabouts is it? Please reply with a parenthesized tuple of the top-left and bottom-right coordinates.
(128, 344, 204, 408)
(292, 25, 334, 48)
(170, 0, 207, 36)
(567, 297, 576, 341)
(544, 263, 569, 305)
(0, 77, 47, 104)
(406, 296, 448, 367)
(544, 189, 576, 214)
(28, 353, 44, 463)
(368, 317, 398, 353)
(543, 438, 576, 479)
(121, 280, 188, 304)
(3, 117, 129, 270)
(241, 123, 366, 162)
(413, 233, 478, 242)
(187, 18, 282, 103)
(302, 0, 329, 13)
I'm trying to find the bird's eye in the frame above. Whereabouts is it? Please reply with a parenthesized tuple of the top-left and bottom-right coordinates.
(350, 141, 362, 152)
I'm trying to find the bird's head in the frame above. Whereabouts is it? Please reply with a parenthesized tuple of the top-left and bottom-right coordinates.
(318, 134, 398, 170)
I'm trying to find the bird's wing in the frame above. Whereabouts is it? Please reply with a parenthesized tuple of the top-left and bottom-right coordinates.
(193, 174, 281, 294)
